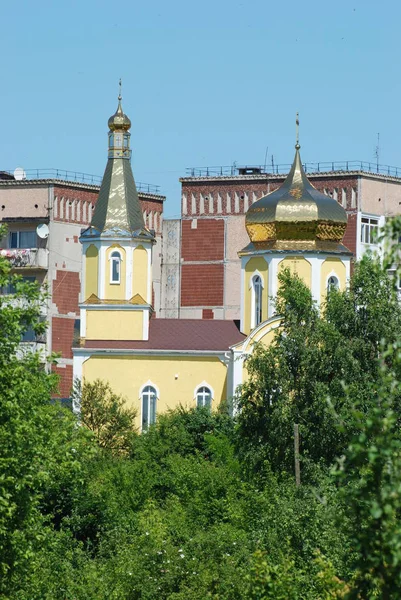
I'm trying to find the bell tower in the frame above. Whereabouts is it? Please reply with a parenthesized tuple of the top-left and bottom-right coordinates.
(79, 84, 155, 343)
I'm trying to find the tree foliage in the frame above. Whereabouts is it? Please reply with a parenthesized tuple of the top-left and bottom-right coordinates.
(3, 220, 401, 597)
(72, 378, 137, 454)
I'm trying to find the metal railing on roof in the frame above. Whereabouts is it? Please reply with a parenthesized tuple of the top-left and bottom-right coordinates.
(186, 160, 401, 178)
(0, 168, 161, 194)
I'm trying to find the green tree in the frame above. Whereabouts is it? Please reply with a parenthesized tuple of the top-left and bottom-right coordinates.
(72, 378, 138, 454)
(236, 257, 401, 478)
(334, 341, 401, 598)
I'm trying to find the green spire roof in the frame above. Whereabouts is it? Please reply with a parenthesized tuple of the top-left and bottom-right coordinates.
(83, 93, 154, 241)
(90, 158, 148, 237)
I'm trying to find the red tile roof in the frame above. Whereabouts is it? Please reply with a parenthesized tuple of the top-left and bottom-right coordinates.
(83, 319, 245, 352)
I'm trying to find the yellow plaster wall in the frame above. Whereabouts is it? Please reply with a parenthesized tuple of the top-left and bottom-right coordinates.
(242, 316, 281, 382)
(278, 256, 311, 289)
(82, 354, 227, 429)
(105, 245, 126, 300)
(133, 245, 148, 302)
(85, 245, 98, 300)
(243, 256, 268, 335)
(86, 310, 143, 340)
(320, 258, 346, 306)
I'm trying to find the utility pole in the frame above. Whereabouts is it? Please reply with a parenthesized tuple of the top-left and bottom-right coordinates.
(294, 423, 301, 486)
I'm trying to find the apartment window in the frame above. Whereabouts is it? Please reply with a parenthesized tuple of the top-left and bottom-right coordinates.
(2, 276, 36, 295)
(196, 386, 212, 409)
(110, 251, 121, 284)
(141, 385, 157, 430)
(9, 231, 36, 249)
(252, 274, 263, 327)
(361, 217, 379, 245)
(342, 188, 347, 208)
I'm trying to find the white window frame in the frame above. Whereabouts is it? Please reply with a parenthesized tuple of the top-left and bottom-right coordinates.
(140, 381, 159, 431)
(109, 250, 122, 284)
(361, 216, 379, 245)
(194, 381, 214, 408)
(249, 271, 264, 329)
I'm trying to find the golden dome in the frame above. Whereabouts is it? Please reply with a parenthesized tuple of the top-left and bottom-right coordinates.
(108, 94, 131, 132)
(245, 144, 347, 244)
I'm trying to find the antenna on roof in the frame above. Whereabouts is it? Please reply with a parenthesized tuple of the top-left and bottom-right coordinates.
(375, 132, 380, 173)
(263, 146, 269, 172)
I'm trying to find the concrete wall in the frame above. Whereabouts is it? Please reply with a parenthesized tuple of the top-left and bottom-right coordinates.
(0, 185, 48, 220)
(360, 176, 401, 217)
(160, 219, 181, 318)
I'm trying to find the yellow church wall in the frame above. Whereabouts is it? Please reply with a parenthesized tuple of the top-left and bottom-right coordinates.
(82, 354, 227, 429)
(86, 310, 143, 340)
(241, 316, 281, 382)
(105, 245, 126, 300)
(85, 245, 99, 300)
(243, 256, 268, 335)
(320, 258, 346, 306)
(278, 256, 311, 289)
(133, 245, 148, 302)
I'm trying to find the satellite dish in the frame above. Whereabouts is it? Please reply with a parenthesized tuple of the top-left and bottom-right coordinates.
(36, 223, 49, 239)
(14, 167, 26, 181)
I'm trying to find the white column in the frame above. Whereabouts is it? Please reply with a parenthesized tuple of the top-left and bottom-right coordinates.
(126, 244, 133, 300)
(309, 256, 321, 308)
(99, 244, 107, 299)
(268, 257, 280, 318)
(232, 350, 244, 413)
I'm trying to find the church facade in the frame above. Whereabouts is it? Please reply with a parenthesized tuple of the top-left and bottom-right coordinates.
(73, 97, 351, 429)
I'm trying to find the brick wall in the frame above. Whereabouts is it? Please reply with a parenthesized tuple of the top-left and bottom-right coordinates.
(53, 270, 80, 314)
(52, 317, 75, 359)
(182, 219, 224, 261)
(343, 212, 358, 256)
(181, 264, 224, 306)
(54, 185, 165, 229)
(53, 365, 73, 398)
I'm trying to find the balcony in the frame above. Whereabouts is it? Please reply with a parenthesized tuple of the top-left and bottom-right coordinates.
(0, 248, 48, 270)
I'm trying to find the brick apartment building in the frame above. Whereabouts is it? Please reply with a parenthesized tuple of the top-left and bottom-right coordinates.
(0, 169, 165, 398)
(160, 160, 401, 320)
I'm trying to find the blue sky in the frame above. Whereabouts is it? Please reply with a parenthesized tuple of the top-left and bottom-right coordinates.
(1, 0, 400, 217)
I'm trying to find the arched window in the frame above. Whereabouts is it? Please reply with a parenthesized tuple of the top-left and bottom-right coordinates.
(196, 386, 212, 409)
(327, 275, 339, 293)
(110, 251, 121, 284)
(141, 385, 157, 430)
(253, 274, 263, 327)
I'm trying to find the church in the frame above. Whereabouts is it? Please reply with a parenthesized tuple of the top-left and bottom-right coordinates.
(72, 95, 351, 429)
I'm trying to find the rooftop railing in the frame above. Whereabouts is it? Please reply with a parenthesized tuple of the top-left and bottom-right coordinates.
(185, 160, 401, 179)
(0, 168, 161, 194)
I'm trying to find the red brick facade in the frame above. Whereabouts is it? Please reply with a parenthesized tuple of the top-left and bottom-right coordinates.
(179, 173, 361, 316)
(52, 317, 75, 359)
(53, 270, 80, 314)
(181, 264, 224, 306)
(182, 219, 224, 261)
(53, 184, 164, 231)
(53, 364, 73, 398)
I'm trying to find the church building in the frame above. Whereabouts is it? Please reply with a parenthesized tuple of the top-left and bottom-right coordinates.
(73, 97, 351, 429)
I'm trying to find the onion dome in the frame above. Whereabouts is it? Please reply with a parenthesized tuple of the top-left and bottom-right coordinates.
(245, 143, 347, 244)
(108, 89, 131, 132)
